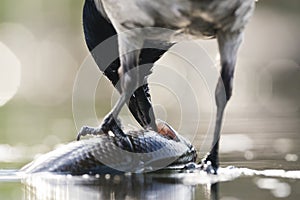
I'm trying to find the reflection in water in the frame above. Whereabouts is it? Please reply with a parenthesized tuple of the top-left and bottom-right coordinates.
(20, 167, 300, 200)
(210, 183, 219, 200)
(22, 172, 219, 200)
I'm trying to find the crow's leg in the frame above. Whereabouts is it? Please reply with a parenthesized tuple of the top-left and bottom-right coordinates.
(128, 85, 157, 131)
(202, 30, 242, 173)
(96, 34, 143, 134)
(127, 47, 170, 131)
(77, 33, 144, 140)
(82, 0, 169, 139)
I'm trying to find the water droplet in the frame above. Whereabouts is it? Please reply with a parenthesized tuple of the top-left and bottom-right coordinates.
(82, 174, 89, 179)
(105, 174, 111, 180)
(273, 138, 293, 154)
(271, 182, 291, 198)
(244, 151, 254, 160)
(256, 178, 278, 190)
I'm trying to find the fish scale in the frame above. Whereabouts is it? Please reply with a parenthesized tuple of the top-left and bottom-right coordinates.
(21, 130, 197, 175)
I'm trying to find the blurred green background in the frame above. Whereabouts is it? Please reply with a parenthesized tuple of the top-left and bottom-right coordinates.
(0, 0, 85, 169)
(0, 0, 299, 168)
(0, 0, 300, 200)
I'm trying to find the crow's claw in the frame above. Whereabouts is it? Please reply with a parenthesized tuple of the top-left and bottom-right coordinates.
(200, 153, 218, 174)
(77, 115, 115, 141)
(200, 160, 217, 174)
(77, 126, 105, 141)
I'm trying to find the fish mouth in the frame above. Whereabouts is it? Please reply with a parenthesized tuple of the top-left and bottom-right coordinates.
(156, 119, 180, 142)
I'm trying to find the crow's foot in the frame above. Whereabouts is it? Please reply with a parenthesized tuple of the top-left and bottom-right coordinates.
(200, 152, 219, 174)
(77, 114, 114, 141)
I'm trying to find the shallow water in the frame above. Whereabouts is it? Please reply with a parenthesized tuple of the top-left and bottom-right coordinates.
(1, 164, 300, 200)
(0, 0, 299, 199)
(0, 117, 300, 199)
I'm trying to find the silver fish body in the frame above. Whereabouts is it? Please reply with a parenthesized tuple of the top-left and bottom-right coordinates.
(21, 130, 196, 175)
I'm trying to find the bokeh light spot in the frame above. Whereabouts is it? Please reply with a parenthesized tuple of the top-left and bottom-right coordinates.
(0, 42, 21, 106)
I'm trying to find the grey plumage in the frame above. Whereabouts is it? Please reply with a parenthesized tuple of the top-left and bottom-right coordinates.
(97, 0, 254, 37)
